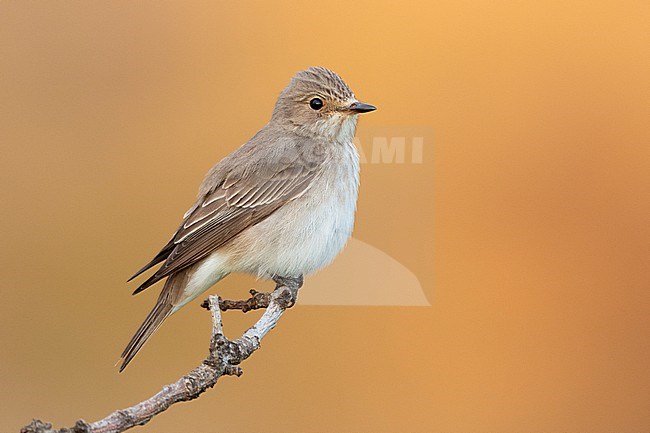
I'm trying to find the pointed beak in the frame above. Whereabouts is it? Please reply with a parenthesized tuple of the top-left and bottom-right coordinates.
(348, 101, 377, 113)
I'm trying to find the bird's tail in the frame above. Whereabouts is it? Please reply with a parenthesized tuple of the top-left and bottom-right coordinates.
(118, 271, 187, 372)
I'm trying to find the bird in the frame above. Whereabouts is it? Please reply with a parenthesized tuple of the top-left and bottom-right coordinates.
(119, 66, 376, 371)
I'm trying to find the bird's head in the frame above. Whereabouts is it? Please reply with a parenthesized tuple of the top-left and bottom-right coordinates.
(271, 66, 376, 143)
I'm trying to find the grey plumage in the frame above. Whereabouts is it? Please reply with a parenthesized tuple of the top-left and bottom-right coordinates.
(129, 134, 321, 294)
(119, 67, 375, 371)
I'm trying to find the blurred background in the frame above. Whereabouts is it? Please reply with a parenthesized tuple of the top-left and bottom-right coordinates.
(1, 1, 648, 432)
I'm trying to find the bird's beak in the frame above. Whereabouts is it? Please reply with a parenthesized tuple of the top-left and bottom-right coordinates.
(348, 101, 377, 113)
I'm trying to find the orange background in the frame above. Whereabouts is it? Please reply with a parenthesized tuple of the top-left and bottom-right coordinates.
(1, 1, 649, 432)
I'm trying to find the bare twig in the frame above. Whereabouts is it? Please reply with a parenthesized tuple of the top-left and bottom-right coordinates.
(21, 276, 302, 433)
(200, 289, 272, 312)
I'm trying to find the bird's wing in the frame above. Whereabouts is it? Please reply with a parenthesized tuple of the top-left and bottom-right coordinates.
(131, 149, 321, 294)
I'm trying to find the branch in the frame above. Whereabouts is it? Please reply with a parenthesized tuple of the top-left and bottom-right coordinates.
(200, 289, 272, 313)
(21, 276, 303, 433)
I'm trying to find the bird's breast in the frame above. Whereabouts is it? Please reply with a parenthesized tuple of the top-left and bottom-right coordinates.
(226, 141, 360, 278)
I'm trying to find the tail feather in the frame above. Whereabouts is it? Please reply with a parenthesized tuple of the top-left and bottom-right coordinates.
(119, 271, 188, 372)
(119, 301, 173, 372)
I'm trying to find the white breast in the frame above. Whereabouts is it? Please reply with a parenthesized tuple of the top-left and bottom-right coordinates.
(227, 140, 360, 278)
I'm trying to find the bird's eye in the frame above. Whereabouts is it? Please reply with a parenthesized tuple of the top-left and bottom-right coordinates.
(309, 98, 324, 110)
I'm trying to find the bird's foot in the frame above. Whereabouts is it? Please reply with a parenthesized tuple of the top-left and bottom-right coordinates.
(271, 275, 303, 308)
(200, 275, 303, 312)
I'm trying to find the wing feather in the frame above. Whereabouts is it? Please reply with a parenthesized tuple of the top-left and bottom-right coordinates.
(131, 150, 321, 294)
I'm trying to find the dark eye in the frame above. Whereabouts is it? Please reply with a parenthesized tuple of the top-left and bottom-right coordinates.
(309, 98, 323, 110)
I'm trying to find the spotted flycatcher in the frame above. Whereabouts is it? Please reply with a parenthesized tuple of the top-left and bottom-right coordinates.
(120, 67, 376, 371)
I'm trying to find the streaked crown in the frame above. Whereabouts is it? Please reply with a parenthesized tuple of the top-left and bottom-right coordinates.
(288, 66, 354, 103)
(270, 67, 375, 142)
